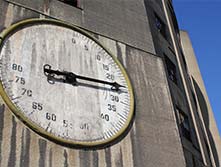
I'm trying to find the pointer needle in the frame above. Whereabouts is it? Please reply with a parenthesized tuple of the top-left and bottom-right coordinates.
(43, 64, 125, 91)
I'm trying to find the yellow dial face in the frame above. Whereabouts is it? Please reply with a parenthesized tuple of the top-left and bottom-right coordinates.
(0, 19, 134, 148)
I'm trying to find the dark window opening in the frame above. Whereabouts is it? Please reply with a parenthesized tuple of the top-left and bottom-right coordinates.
(180, 51, 188, 71)
(192, 155, 197, 167)
(205, 139, 213, 165)
(191, 90, 198, 110)
(154, 13, 167, 39)
(58, 0, 79, 7)
(155, 0, 163, 8)
(176, 108, 192, 141)
(165, 56, 178, 84)
(167, 1, 180, 37)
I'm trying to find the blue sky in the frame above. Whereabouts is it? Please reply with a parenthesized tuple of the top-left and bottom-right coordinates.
(173, 0, 221, 135)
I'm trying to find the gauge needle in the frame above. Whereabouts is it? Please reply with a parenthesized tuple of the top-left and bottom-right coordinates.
(43, 64, 125, 91)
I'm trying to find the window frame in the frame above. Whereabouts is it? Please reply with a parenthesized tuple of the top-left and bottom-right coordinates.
(164, 55, 178, 85)
(154, 13, 168, 40)
(176, 107, 192, 141)
(58, 0, 81, 9)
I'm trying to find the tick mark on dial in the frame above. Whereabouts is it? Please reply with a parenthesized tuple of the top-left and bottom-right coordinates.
(28, 110, 36, 116)
(110, 122, 119, 133)
(11, 96, 22, 101)
(46, 122, 51, 132)
(117, 113, 127, 121)
(120, 101, 129, 105)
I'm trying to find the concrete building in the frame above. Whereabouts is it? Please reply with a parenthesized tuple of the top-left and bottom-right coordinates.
(0, 0, 220, 166)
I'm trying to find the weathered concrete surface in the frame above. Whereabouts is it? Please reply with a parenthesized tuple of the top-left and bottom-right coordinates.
(4, 0, 155, 54)
(2, 1, 216, 166)
(0, 4, 186, 164)
(180, 30, 221, 167)
(124, 45, 186, 167)
(0, 45, 186, 166)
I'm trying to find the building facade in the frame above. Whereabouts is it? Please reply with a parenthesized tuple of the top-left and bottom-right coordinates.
(0, 0, 220, 167)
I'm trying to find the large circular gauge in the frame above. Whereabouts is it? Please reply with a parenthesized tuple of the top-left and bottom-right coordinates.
(0, 19, 134, 147)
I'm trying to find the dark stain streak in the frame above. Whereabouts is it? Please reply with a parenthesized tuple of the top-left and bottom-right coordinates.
(116, 147, 123, 167)
(38, 139, 47, 167)
(19, 129, 25, 167)
(7, 116, 17, 167)
(92, 151, 99, 167)
(25, 129, 31, 165)
(64, 149, 68, 167)
(58, 41, 68, 68)
(130, 127, 137, 167)
(44, 0, 50, 12)
(79, 150, 90, 167)
(0, 2, 9, 31)
(49, 148, 53, 167)
(12, 3, 40, 20)
(31, 43, 37, 75)
(116, 42, 124, 66)
(0, 104, 5, 165)
(125, 45, 131, 69)
(20, 128, 30, 167)
(5, 40, 12, 57)
(105, 148, 112, 167)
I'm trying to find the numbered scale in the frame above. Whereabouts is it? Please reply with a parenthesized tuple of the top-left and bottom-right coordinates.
(0, 19, 134, 148)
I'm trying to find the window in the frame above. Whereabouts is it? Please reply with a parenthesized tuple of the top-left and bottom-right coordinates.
(164, 56, 178, 85)
(155, 1, 163, 8)
(191, 90, 198, 110)
(205, 139, 213, 165)
(154, 13, 167, 39)
(176, 108, 192, 141)
(167, 1, 179, 37)
(180, 50, 188, 72)
(58, 0, 79, 7)
(191, 154, 197, 167)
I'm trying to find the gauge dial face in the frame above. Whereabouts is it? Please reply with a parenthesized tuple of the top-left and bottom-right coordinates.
(0, 20, 134, 147)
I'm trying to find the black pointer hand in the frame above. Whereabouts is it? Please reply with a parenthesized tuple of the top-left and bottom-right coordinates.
(43, 64, 125, 91)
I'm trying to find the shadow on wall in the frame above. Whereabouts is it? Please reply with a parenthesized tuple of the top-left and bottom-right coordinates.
(192, 78, 220, 167)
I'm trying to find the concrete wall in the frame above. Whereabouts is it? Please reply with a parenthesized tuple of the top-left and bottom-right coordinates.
(3, 0, 155, 53)
(0, 0, 186, 167)
(180, 30, 221, 167)
(145, 2, 208, 166)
